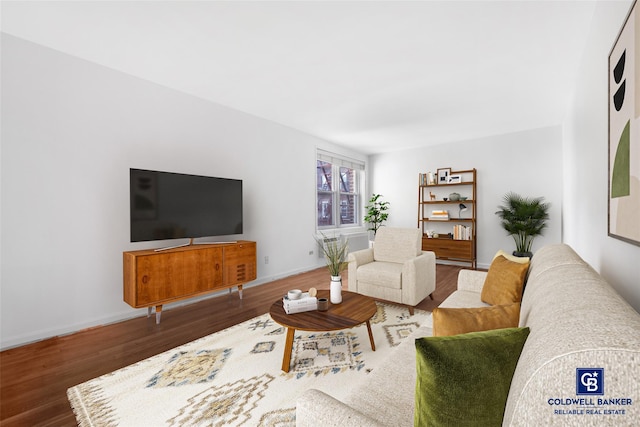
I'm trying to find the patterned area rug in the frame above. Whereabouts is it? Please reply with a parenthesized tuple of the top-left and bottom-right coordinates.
(67, 302, 430, 426)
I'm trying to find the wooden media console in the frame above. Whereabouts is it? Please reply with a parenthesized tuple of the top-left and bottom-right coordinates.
(123, 241, 257, 323)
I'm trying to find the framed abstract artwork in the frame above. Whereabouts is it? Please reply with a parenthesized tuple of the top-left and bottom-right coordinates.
(608, 0, 640, 246)
(437, 168, 451, 184)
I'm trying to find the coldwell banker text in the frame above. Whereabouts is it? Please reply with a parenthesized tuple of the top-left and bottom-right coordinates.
(548, 398, 633, 415)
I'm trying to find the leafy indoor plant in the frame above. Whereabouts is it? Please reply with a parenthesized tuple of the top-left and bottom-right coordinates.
(495, 192, 550, 257)
(314, 233, 349, 277)
(364, 194, 390, 236)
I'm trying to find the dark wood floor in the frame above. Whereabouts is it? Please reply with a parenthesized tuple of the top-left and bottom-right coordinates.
(0, 265, 461, 426)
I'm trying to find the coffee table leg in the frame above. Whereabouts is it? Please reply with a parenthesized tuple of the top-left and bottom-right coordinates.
(366, 321, 376, 351)
(282, 327, 296, 372)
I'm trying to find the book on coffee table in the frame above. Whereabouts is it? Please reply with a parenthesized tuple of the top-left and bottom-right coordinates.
(283, 293, 318, 314)
(284, 303, 317, 314)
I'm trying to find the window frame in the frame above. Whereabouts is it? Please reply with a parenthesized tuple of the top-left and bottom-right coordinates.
(316, 150, 365, 232)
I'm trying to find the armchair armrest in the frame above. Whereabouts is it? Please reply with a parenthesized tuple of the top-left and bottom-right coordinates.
(400, 251, 436, 306)
(296, 389, 383, 427)
(348, 248, 374, 266)
(457, 269, 487, 293)
(347, 248, 374, 293)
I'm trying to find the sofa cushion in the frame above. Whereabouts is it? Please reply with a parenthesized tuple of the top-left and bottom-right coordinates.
(415, 327, 530, 427)
(481, 255, 529, 305)
(373, 227, 421, 263)
(356, 261, 403, 289)
(432, 303, 520, 336)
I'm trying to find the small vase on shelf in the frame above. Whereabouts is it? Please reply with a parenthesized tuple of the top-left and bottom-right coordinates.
(330, 276, 343, 304)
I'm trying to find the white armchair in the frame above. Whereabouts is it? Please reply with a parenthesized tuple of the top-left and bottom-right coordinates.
(347, 227, 435, 314)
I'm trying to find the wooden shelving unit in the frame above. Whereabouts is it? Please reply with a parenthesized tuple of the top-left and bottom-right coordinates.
(418, 169, 476, 268)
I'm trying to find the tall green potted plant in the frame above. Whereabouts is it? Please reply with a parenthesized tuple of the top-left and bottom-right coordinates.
(495, 192, 550, 258)
(364, 194, 390, 237)
(314, 233, 349, 304)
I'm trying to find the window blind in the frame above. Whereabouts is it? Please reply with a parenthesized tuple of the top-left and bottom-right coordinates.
(317, 149, 365, 171)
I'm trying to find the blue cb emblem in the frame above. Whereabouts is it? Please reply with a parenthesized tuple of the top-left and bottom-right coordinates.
(576, 368, 604, 395)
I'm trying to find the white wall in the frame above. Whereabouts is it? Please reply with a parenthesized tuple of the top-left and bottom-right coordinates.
(563, 0, 640, 311)
(0, 35, 367, 348)
(368, 125, 564, 268)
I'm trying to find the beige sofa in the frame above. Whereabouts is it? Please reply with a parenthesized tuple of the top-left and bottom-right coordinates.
(297, 244, 640, 426)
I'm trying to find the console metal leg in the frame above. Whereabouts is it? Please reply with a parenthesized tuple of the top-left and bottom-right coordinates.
(238, 285, 243, 300)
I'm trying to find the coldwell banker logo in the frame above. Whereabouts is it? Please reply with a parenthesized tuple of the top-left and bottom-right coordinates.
(547, 367, 634, 418)
(577, 368, 604, 395)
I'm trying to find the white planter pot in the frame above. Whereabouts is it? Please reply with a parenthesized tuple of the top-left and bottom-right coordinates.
(330, 276, 342, 304)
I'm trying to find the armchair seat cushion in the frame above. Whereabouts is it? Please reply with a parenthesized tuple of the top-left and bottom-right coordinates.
(356, 261, 403, 289)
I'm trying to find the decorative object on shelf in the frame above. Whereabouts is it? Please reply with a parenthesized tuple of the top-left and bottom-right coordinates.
(437, 168, 451, 184)
(427, 172, 436, 185)
(458, 203, 468, 219)
(448, 175, 462, 184)
(314, 232, 348, 303)
(449, 192, 461, 201)
(364, 194, 390, 236)
(608, 0, 640, 247)
(330, 276, 343, 304)
(429, 191, 436, 201)
(495, 192, 550, 258)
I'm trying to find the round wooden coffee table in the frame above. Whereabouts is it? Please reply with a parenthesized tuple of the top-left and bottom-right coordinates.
(269, 290, 377, 372)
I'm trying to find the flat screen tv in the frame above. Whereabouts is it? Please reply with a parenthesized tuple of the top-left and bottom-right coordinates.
(130, 168, 243, 242)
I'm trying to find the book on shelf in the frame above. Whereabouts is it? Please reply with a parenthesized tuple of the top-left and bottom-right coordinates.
(430, 210, 449, 220)
(453, 224, 473, 240)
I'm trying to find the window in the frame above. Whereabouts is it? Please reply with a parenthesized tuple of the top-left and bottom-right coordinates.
(316, 150, 364, 229)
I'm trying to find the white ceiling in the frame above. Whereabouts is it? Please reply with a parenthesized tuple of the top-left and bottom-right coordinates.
(2, 1, 602, 154)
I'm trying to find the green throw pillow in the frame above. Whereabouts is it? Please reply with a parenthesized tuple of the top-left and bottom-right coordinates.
(414, 327, 530, 427)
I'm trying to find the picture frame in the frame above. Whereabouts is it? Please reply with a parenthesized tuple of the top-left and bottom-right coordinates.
(436, 168, 451, 184)
(448, 174, 462, 184)
(608, 0, 640, 246)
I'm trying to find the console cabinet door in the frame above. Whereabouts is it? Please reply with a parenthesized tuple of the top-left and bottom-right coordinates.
(133, 247, 223, 306)
(223, 242, 257, 285)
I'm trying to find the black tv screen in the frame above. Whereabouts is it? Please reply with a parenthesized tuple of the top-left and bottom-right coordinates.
(130, 169, 243, 242)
